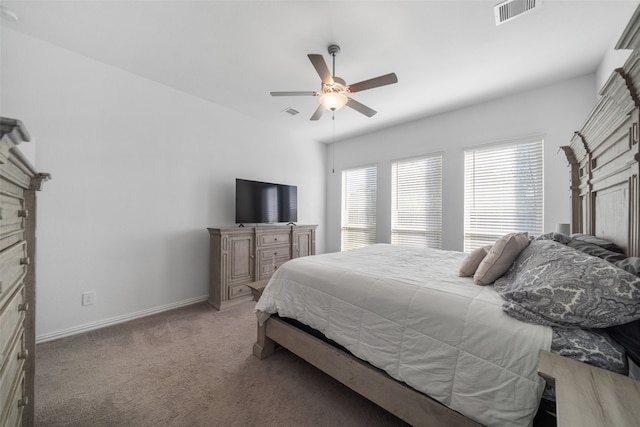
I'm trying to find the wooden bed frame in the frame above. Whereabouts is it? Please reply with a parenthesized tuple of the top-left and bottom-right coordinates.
(253, 316, 481, 427)
(252, 6, 640, 427)
(562, 5, 640, 257)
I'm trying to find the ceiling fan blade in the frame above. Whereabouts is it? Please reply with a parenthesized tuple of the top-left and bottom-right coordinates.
(310, 104, 325, 121)
(348, 73, 398, 93)
(308, 54, 333, 84)
(346, 98, 377, 117)
(270, 91, 317, 96)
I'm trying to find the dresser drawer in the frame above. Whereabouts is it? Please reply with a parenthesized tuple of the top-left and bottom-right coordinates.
(258, 246, 291, 261)
(0, 233, 23, 253)
(258, 233, 291, 247)
(228, 283, 252, 300)
(0, 242, 27, 308)
(0, 332, 26, 423)
(0, 192, 25, 245)
(0, 287, 25, 371)
(258, 258, 289, 280)
(0, 175, 26, 200)
(0, 370, 25, 427)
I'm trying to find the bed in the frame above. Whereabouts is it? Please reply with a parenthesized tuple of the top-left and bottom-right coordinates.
(252, 6, 640, 427)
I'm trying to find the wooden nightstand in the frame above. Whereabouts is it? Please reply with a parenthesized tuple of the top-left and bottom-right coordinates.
(538, 350, 640, 426)
(247, 279, 269, 301)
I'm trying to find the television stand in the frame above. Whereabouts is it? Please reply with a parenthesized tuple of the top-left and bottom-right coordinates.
(206, 224, 317, 310)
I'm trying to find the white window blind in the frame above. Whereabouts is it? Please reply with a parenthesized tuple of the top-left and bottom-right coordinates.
(464, 140, 543, 252)
(342, 166, 377, 251)
(391, 154, 443, 248)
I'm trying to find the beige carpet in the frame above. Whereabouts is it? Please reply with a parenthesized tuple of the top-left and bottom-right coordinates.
(35, 301, 409, 427)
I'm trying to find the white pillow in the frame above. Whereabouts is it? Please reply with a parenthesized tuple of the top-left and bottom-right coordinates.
(474, 233, 530, 286)
(459, 245, 492, 277)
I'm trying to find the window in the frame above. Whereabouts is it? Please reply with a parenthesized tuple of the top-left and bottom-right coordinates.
(464, 140, 543, 252)
(391, 154, 443, 248)
(342, 166, 377, 251)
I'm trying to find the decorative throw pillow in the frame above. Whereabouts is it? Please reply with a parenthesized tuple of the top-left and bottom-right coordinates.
(494, 240, 640, 328)
(459, 245, 492, 277)
(474, 232, 530, 286)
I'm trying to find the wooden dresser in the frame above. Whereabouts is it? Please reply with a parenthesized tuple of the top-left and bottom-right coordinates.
(0, 118, 49, 427)
(207, 224, 316, 310)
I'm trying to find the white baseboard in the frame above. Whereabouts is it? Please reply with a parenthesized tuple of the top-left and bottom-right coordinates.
(36, 295, 209, 344)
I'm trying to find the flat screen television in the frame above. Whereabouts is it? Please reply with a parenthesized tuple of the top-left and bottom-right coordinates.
(235, 179, 298, 224)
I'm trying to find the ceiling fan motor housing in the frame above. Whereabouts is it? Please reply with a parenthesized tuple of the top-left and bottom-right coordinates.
(323, 76, 347, 94)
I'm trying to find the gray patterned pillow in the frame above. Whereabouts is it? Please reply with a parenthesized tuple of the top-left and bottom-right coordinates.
(534, 232, 572, 245)
(494, 240, 640, 328)
(567, 239, 626, 263)
(551, 328, 627, 374)
(570, 233, 624, 254)
(616, 257, 640, 277)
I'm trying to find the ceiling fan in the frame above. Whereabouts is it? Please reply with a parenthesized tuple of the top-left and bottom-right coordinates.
(270, 44, 398, 121)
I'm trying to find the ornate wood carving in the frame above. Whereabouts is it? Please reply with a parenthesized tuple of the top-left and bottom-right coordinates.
(562, 10, 640, 255)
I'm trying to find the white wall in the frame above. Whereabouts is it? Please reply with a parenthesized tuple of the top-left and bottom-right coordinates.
(325, 74, 598, 253)
(1, 29, 326, 341)
(597, 38, 633, 95)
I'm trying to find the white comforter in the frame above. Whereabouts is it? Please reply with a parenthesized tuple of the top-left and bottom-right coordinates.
(255, 244, 552, 426)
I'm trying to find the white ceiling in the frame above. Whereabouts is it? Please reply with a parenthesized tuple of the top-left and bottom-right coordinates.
(1, 0, 639, 143)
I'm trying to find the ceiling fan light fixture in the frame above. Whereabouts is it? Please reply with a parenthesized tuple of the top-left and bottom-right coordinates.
(271, 44, 397, 120)
(320, 92, 348, 111)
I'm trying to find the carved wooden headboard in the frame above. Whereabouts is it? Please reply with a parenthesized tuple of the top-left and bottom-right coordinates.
(562, 6, 640, 257)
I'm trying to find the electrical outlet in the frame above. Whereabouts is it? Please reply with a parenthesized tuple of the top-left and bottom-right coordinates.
(82, 291, 96, 306)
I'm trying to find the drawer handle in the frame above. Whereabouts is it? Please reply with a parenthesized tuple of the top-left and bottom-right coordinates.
(18, 349, 29, 360)
(18, 302, 29, 312)
(18, 209, 29, 218)
(20, 257, 31, 266)
(18, 397, 29, 408)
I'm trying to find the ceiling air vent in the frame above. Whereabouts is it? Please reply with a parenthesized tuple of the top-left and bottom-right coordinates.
(495, 0, 540, 26)
(281, 107, 299, 116)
